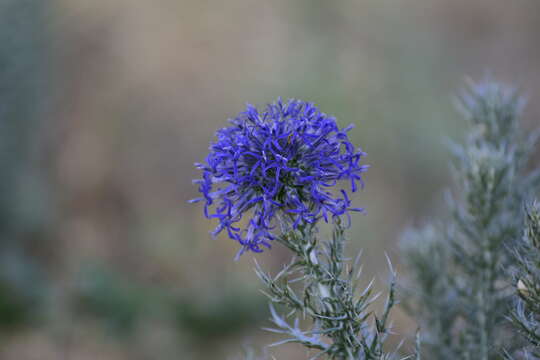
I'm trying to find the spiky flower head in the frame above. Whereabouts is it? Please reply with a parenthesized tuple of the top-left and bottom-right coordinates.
(191, 99, 368, 257)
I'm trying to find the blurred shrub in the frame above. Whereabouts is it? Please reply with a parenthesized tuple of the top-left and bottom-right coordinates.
(400, 80, 539, 359)
(0, 0, 52, 331)
(0, 279, 36, 329)
(75, 264, 267, 345)
(173, 290, 267, 342)
(75, 265, 148, 337)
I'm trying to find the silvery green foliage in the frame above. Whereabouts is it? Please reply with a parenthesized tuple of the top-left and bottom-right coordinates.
(509, 202, 540, 358)
(255, 222, 414, 360)
(400, 225, 455, 359)
(400, 80, 539, 360)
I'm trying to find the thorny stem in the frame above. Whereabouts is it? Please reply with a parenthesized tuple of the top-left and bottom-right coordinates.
(259, 221, 402, 360)
(307, 243, 332, 303)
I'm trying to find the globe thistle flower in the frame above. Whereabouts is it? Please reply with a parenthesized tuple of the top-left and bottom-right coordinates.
(190, 99, 368, 257)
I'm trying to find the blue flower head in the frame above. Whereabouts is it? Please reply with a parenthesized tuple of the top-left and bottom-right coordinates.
(191, 99, 368, 258)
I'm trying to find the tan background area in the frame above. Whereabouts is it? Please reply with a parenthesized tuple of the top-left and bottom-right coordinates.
(1, 0, 539, 359)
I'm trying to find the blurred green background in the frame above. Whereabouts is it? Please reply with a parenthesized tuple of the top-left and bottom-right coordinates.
(1, 0, 539, 359)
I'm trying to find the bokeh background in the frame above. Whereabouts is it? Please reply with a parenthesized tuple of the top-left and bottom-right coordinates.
(1, 0, 539, 359)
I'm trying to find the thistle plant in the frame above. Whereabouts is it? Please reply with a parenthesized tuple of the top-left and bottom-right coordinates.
(190, 99, 367, 258)
(509, 201, 540, 358)
(192, 99, 411, 359)
(400, 79, 540, 359)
